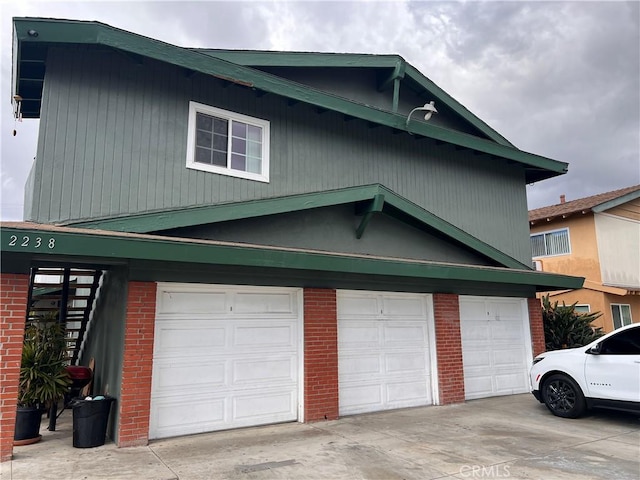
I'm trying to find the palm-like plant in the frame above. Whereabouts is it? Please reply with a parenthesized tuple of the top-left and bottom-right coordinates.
(542, 295, 604, 351)
(18, 322, 71, 408)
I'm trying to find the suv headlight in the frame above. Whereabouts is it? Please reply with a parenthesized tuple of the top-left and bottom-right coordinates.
(532, 356, 545, 365)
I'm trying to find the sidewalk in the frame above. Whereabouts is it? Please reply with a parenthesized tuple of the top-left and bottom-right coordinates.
(2, 395, 639, 479)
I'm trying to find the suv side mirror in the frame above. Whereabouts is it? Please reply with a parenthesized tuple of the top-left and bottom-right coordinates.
(587, 343, 601, 355)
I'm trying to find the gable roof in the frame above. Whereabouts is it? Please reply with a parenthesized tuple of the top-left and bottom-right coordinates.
(12, 17, 568, 183)
(66, 184, 531, 270)
(529, 184, 640, 224)
(194, 49, 514, 147)
(0, 221, 584, 293)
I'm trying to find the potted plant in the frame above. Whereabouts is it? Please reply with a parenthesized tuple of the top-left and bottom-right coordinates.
(14, 321, 71, 445)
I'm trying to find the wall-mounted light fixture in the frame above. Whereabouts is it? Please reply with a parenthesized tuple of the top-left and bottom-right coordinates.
(405, 101, 438, 129)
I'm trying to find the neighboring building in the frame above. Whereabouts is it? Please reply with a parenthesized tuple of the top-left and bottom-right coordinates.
(1, 18, 581, 461)
(529, 185, 640, 332)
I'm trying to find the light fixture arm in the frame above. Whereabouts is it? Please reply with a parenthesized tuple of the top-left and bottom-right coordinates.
(405, 101, 438, 131)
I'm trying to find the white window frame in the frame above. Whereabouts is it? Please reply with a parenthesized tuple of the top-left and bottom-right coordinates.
(530, 228, 571, 258)
(611, 304, 633, 329)
(186, 101, 270, 183)
(574, 304, 591, 314)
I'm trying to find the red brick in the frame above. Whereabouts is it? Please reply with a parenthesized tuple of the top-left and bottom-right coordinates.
(433, 293, 465, 405)
(303, 288, 339, 422)
(117, 281, 156, 448)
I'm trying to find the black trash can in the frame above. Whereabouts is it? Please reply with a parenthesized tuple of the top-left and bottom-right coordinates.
(72, 396, 115, 448)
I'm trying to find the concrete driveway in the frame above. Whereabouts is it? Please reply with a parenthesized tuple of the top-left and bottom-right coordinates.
(3, 394, 639, 479)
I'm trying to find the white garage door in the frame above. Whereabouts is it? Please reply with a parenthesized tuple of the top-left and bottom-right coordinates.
(338, 291, 435, 415)
(459, 296, 532, 400)
(149, 284, 302, 439)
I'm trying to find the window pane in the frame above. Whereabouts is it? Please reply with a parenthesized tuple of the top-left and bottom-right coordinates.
(231, 137, 246, 155)
(531, 235, 545, 257)
(213, 117, 228, 134)
(212, 133, 227, 152)
(575, 305, 590, 314)
(195, 147, 212, 165)
(247, 125, 262, 142)
(196, 130, 212, 148)
(246, 156, 261, 174)
(212, 151, 227, 167)
(196, 113, 213, 131)
(612, 305, 622, 329)
(621, 305, 632, 326)
(247, 140, 261, 159)
(232, 121, 247, 139)
(231, 153, 246, 171)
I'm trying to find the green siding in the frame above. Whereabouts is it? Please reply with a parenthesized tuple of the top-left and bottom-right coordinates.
(158, 205, 491, 266)
(29, 46, 532, 264)
(77, 267, 127, 443)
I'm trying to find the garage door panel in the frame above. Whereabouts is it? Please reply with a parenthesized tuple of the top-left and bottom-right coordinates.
(233, 292, 296, 314)
(153, 359, 227, 392)
(493, 347, 526, 367)
(340, 383, 384, 411)
(151, 284, 301, 439)
(338, 295, 380, 316)
(341, 354, 382, 376)
(465, 376, 493, 399)
(338, 291, 433, 415)
(386, 379, 429, 404)
(233, 390, 296, 422)
(384, 325, 426, 344)
(385, 352, 427, 373)
(459, 299, 487, 318)
(382, 296, 426, 318)
(233, 324, 295, 348)
(155, 324, 226, 353)
(152, 396, 227, 436)
(158, 290, 228, 314)
(232, 357, 296, 385)
(494, 373, 528, 393)
(461, 323, 490, 342)
(460, 297, 531, 400)
(340, 325, 380, 347)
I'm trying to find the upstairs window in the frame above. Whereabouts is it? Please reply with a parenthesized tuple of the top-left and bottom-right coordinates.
(611, 304, 632, 329)
(530, 228, 570, 257)
(186, 101, 270, 182)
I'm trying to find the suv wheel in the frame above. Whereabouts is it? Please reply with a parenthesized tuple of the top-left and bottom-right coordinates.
(541, 374, 587, 418)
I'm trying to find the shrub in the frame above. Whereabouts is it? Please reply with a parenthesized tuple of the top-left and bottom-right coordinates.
(542, 295, 604, 351)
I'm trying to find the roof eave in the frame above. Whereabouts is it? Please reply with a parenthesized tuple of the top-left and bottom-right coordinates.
(12, 17, 568, 183)
(0, 222, 584, 292)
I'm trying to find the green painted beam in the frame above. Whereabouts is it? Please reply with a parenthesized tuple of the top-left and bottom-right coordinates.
(0, 223, 584, 291)
(69, 185, 382, 232)
(197, 48, 513, 147)
(379, 188, 531, 270)
(356, 194, 385, 239)
(70, 184, 529, 269)
(12, 18, 567, 182)
(377, 60, 406, 92)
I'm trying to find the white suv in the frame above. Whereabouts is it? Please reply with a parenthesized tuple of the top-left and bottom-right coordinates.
(530, 323, 640, 418)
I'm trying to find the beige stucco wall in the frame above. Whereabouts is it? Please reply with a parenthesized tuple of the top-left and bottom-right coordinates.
(532, 208, 639, 332)
(530, 214, 601, 281)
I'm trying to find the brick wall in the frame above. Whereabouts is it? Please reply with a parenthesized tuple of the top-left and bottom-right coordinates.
(433, 293, 465, 404)
(303, 288, 339, 422)
(0, 273, 29, 462)
(118, 281, 157, 447)
(528, 297, 545, 356)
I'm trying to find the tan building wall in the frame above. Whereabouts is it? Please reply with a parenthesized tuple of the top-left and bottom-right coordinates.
(530, 214, 601, 281)
(531, 211, 639, 332)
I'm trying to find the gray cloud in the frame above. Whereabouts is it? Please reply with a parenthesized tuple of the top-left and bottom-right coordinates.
(1, 0, 638, 221)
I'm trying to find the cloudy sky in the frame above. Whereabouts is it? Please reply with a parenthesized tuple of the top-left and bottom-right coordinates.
(1, 0, 638, 221)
